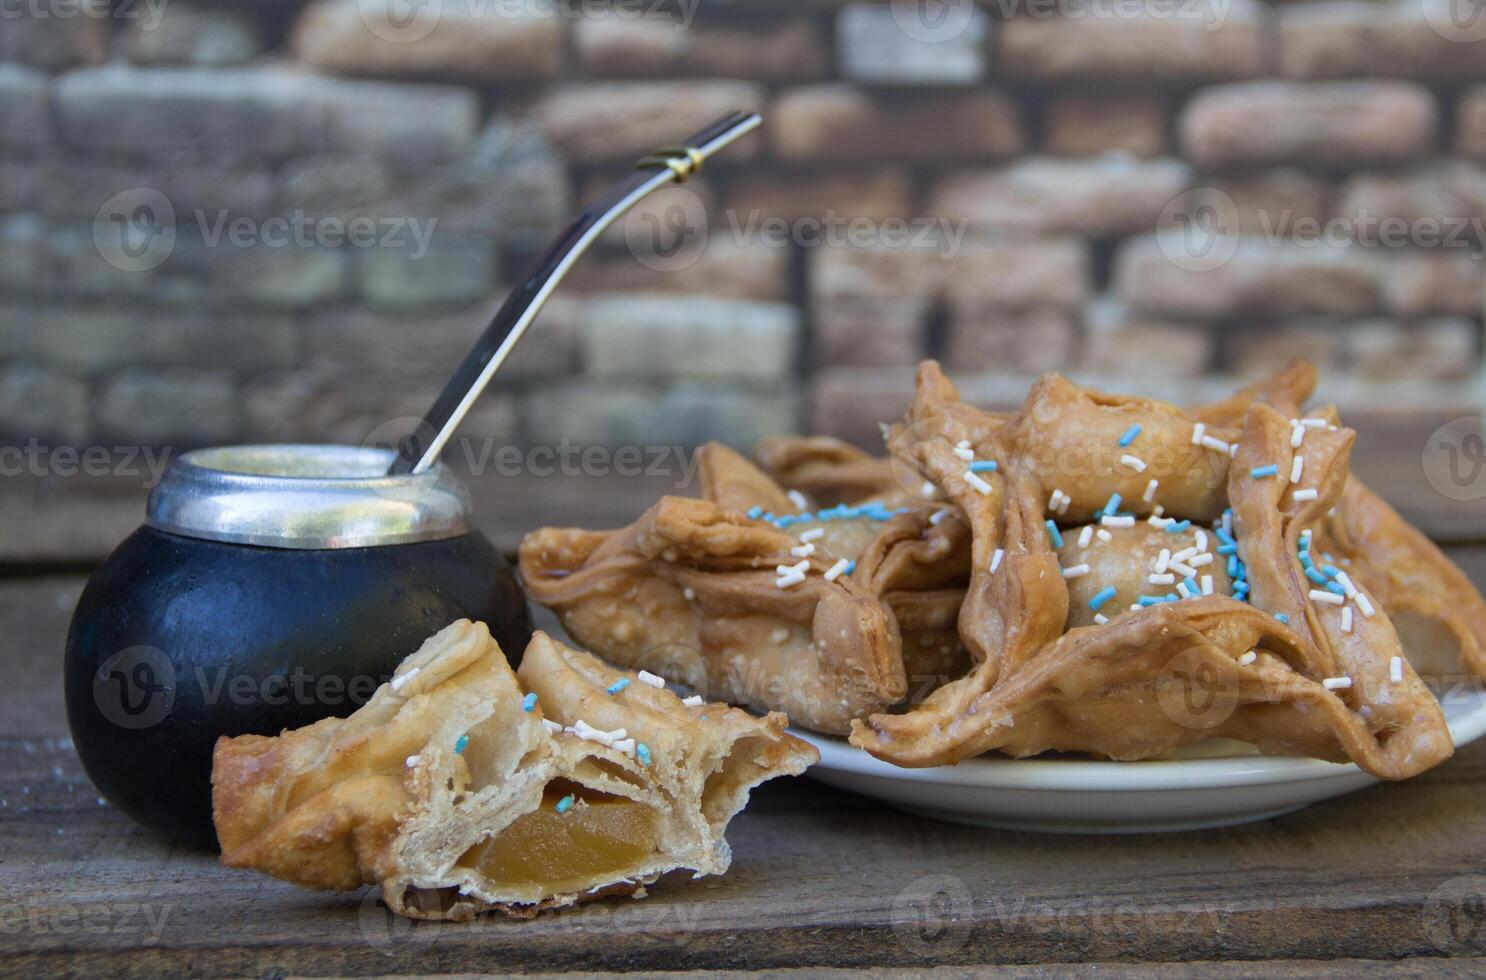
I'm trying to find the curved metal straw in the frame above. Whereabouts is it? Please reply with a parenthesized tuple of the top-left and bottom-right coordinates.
(388, 110, 763, 476)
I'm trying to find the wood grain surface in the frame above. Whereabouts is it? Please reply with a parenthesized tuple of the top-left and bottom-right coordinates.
(4, 542, 1486, 977)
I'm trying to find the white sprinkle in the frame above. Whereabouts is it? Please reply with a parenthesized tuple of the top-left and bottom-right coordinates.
(1101, 515, 1135, 528)
(1310, 589, 1345, 605)
(990, 548, 1005, 573)
(922, 481, 938, 497)
(1129, 603, 1143, 612)
(1155, 548, 1171, 574)
(405, 755, 421, 767)
(1154, 504, 1166, 517)
(1229, 443, 1239, 458)
(1341, 607, 1353, 633)
(1191, 422, 1206, 446)
(1177, 581, 1194, 599)
(1143, 479, 1159, 503)
(1057, 495, 1071, 515)
(1356, 592, 1376, 617)
(956, 439, 971, 449)
(1390, 656, 1403, 683)
(637, 669, 666, 689)
(574, 720, 627, 746)
(1222, 510, 1233, 535)
(824, 558, 852, 582)
(800, 528, 824, 543)
(1172, 546, 1198, 563)
(1062, 563, 1090, 579)
(1148, 515, 1174, 529)
(1149, 573, 1176, 585)
(1169, 561, 1198, 578)
(1290, 423, 1305, 448)
(1201, 574, 1214, 595)
(542, 718, 563, 734)
(390, 668, 420, 693)
(787, 490, 809, 512)
(611, 737, 636, 758)
(953, 445, 975, 461)
(964, 470, 993, 495)
(1194, 529, 1208, 553)
(1094, 613, 1109, 625)
(929, 507, 953, 526)
(682, 695, 704, 707)
(1292, 489, 1319, 502)
(1201, 435, 1231, 454)
(776, 559, 810, 576)
(1120, 454, 1147, 473)
(1238, 651, 1257, 666)
(683, 587, 696, 601)
(1290, 456, 1304, 484)
(1048, 489, 1066, 511)
(1097, 529, 1113, 543)
(775, 572, 806, 589)
(1300, 417, 1328, 429)
(790, 543, 815, 558)
(1322, 676, 1352, 691)
(1189, 553, 1214, 568)
(1077, 525, 1094, 548)
(1334, 570, 1358, 598)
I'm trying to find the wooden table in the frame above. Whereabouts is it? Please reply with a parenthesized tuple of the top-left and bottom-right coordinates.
(5, 449, 1486, 977)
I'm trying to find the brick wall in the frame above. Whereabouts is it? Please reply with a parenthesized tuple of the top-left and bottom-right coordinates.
(1, 0, 1484, 453)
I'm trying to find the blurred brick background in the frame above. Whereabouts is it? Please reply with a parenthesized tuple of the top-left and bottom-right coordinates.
(1, 0, 1485, 453)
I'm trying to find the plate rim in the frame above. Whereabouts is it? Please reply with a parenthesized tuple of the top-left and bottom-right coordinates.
(792, 689, 1486, 792)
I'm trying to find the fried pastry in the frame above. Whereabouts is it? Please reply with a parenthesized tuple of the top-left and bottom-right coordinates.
(213, 620, 816, 919)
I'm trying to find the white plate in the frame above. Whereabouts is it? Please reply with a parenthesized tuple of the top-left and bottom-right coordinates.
(794, 689, 1486, 834)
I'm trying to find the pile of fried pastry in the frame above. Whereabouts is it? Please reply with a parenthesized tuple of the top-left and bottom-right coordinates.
(521, 360, 1486, 779)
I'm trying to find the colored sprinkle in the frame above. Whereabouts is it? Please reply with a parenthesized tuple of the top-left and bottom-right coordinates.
(1119, 424, 1143, 447)
(1090, 586, 1118, 611)
(1326, 580, 1347, 596)
(1218, 543, 1237, 556)
(636, 743, 652, 766)
(1250, 464, 1278, 479)
(1138, 595, 1168, 606)
(555, 794, 575, 814)
(969, 460, 999, 473)
(1165, 520, 1191, 533)
(1305, 567, 1329, 586)
(1045, 520, 1064, 548)
(1103, 493, 1123, 516)
(606, 679, 631, 695)
(1275, 613, 1289, 624)
(522, 692, 538, 712)
(746, 506, 763, 519)
(454, 735, 469, 754)
(1184, 576, 1200, 595)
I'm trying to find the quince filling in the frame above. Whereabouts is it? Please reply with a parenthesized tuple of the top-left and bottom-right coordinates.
(458, 782, 661, 894)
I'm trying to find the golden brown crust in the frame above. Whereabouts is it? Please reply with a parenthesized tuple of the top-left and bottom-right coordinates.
(214, 621, 816, 919)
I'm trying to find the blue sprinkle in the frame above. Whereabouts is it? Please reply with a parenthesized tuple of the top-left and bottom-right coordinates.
(1215, 527, 1235, 545)
(1184, 576, 1200, 595)
(1218, 543, 1237, 556)
(969, 460, 998, 472)
(607, 678, 630, 695)
(1250, 464, 1279, 479)
(1138, 595, 1167, 606)
(1166, 520, 1191, 533)
(1326, 581, 1347, 595)
(774, 515, 798, 529)
(844, 560, 857, 575)
(1045, 520, 1064, 548)
(1323, 564, 1342, 579)
(1118, 424, 1143, 447)
(1103, 493, 1123, 517)
(454, 734, 469, 754)
(1233, 580, 1250, 594)
(746, 506, 763, 519)
(1227, 555, 1240, 578)
(1305, 567, 1329, 586)
(636, 743, 652, 766)
(555, 794, 575, 814)
(521, 693, 537, 712)
(1299, 551, 1315, 568)
(761, 512, 776, 523)
(1275, 613, 1289, 624)
(1089, 586, 1117, 611)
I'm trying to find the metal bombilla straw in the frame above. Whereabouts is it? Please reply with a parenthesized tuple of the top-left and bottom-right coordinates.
(387, 110, 763, 476)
